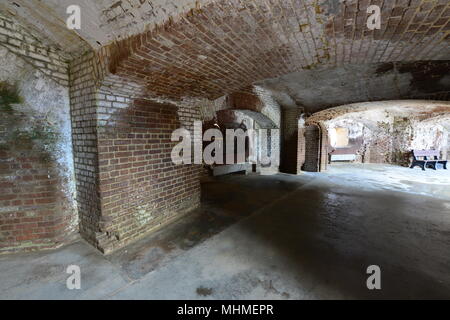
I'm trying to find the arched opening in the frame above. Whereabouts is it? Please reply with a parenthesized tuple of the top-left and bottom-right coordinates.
(205, 109, 279, 176)
(306, 101, 450, 169)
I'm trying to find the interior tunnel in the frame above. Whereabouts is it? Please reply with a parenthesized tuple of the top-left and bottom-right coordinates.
(0, 0, 450, 301)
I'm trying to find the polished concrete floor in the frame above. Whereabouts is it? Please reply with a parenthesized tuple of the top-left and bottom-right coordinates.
(1, 164, 450, 299)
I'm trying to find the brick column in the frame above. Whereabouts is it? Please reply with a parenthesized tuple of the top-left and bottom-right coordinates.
(68, 38, 209, 253)
(318, 124, 329, 172)
(297, 126, 306, 173)
(280, 108, 301, 174)
(69, 52, 102, 249)
(70, 51, 204, 253)
(303, 124, 321, 172)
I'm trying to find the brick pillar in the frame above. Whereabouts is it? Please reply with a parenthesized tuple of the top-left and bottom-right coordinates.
(69, 52, 103, 250)
(297, 126, 306, 173)
(69, 48, 205, 254)
(280, 108, 301, 174)
(318, 124, 329, 172)
(303, 124, 320, 172)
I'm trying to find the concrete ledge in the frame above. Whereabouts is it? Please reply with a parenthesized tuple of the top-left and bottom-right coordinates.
(330, 154, 356, 162)
(213, 163, 252, 176)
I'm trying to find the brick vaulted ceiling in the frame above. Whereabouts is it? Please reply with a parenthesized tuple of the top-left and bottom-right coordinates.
(3, 0, 450, 101)
(106, 0, 450, 100)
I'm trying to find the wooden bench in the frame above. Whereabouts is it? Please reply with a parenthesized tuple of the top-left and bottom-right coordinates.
(410, 150, 448, 171)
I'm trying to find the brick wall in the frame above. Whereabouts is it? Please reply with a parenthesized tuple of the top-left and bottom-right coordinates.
(0, 13, 77, 253)
(0, 13, 69, 87)
(69, 52, 103, 249)
(66, 39, 206, 253)
(2, 0, 448, 254)
(303, 125, 321, 172)
(95, 0, 450, 101)
(95, 98, 201, 253)
(0, 148, 76, 252)
(280, 108, 301, 174)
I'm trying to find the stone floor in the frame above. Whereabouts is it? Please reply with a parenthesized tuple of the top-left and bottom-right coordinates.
(1, 164, 450, 300)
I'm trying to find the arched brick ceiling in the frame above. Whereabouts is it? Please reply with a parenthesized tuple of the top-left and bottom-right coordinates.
(106, 0, 450, 101)
(0, 0, 92, 58)
(1, 0, 216, 54)
(257, 61, 450, 113)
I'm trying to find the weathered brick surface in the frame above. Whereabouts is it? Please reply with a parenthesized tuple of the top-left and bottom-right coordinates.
(0, 13, 69, 87)
(328, 0, 450, 63)
(95, 98, 201, 252)
(0, 149, 76, 253)
(99, 0, 449, 101)
(303, 125, 321, 172)
(306, 101, 450, 167)
(281, 108, 301, 174)
(69, 52, 102, 248)
(302, 122, 329, 172)
(368, 135, 393, 163)
(0, 14, 77, 254)
(65, 39, 207, 253)
(2, 0, 449, 254)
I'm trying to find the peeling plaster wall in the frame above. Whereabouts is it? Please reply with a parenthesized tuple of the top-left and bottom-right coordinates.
(328, 120, 365, 146)
(412, 122, 448, 156)
(69, 40, 209, 254)
(0, 45, 77, 253)
(327, 119, 367, 162)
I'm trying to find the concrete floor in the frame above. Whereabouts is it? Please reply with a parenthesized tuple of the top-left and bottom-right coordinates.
(1, 164, 450, 299)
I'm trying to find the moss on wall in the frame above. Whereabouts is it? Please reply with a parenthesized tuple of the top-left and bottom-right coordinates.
(0, 81, 22, 113)
(0, 81, 59, 161)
